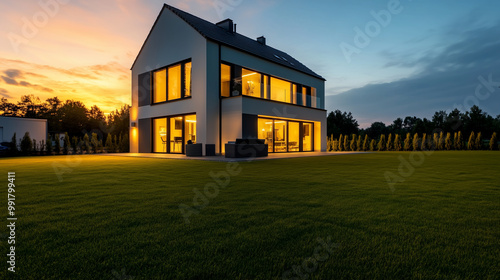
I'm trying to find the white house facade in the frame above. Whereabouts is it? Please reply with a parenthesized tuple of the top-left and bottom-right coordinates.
(130, 4, 326, 155)
(0, 116, 47, 144)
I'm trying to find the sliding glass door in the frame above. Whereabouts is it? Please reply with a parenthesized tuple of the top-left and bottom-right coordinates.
(258, 118, 314, 153)
(153, 114, 196, 154)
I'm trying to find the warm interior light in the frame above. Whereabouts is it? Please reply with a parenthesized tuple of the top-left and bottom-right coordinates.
(186, 120, 197, 123)
(242, 72, 257, 78)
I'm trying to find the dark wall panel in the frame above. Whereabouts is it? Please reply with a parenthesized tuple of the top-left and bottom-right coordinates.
(242, 114, 258, 139)
(138, 72, 151, 107)
(139, 118, 151, 153)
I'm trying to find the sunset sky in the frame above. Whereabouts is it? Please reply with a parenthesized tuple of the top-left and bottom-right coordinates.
(1, 0, 499, 126)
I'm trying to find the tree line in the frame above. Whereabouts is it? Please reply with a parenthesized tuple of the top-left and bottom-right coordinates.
(328, 131, 498, 152)
(0, 95, 130, 156)
(327, 105, 500, 151)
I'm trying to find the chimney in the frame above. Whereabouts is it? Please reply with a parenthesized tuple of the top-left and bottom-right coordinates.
(216, 19, 235, 33)
(257, 36, 266, 45)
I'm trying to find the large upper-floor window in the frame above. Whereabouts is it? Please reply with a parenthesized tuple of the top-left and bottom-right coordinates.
(152, 60, 192, 104)
(220, 62, 320, 109)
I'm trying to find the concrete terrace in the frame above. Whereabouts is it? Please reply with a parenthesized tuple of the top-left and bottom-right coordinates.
(102, 152, 367, 162)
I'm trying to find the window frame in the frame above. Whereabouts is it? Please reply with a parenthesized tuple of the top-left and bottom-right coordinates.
(151, 59, 192, 105)
(220, 61, 317, 109)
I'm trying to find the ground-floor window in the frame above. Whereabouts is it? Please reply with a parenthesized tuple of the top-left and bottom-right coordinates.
(258, 117, 314, 153)
(153, 114, 196, 153)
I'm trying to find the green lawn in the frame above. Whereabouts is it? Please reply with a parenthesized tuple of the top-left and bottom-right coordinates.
(1, 152, 499, 279)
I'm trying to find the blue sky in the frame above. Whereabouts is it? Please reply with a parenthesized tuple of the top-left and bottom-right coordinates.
(1, 0, 499, 125)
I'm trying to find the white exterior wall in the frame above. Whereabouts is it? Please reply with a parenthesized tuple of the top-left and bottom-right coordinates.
(0, 117, 47, 144)
(220, 46, 327, 151)
(130, 8, 208, 153)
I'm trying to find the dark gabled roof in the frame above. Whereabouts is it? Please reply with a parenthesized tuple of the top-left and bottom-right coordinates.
(132, 4, 325, 81)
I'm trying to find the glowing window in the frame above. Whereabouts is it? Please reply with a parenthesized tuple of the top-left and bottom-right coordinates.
(184, 62, 192, 97)
(221, 64, 231, 97)
(270, 77, 291, 103)
(168, 65, 182, 100)
(153, 69, 166, 103)
(185, 115, 196, 145)
(242, 69, 261, 98)
(258, 118, 273, 153)
(153, 118, 167, 153)
(289, 122, 300, 152)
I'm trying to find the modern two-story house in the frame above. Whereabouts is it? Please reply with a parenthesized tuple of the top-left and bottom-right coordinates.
(130, 4, 326, 155)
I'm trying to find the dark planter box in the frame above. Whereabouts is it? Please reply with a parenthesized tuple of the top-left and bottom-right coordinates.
(186, 143, 203, 157)
(205, 144, 216, 156)
(225, 139, 268, 158)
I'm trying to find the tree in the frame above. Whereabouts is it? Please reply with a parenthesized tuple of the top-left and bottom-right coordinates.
(412, 133, 419, 151)
(39, 140, 45, 154)
(362, 135, 369, 151)
(356, 135, 362, 151)
(10, 133, 18, 156)
(421, 133, 428, 151)
(106, 134, 114, 153)
(394, 134, 402, 151)
(327, 110, 359, 139)
(386, 134, 393, 151)
(445, 132, 452, 150)
(91, 133, 99, 153)
(489, 132, 497, 151)
(20, 132, 33, 155)
(366, 122, 388, 139)
(0, 97, 19, 116)
(350, 134, 357, 151)
(54, 134, 61, 154)
(59, 100, 88, 137)
(404, 133, 412, 151)
(377, 134, 386, 151)
(119, 133, 129, 153)
(88, 105, 106, 132)
(46, 135, 53, 154)
(369, 139, 376, 151)
(438, 132, 444, 150)
(433, 133, 439, 150)
(467, 132, 475, 150)
(32, 139, 38, 154)
(83, 134, 90, 154)
(63, 132, 70, 155)
(343, 135, 349, 151)
(453, 132, 458, 150)
(474, 132, 482, 150)
(107, 105, 131, 139)
(456, 131, 463, 150)
(72, 136, 79, 154)
(338, 134, 343, 151)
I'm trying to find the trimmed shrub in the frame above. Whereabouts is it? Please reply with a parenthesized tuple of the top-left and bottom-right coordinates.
(377, 134, 386, 151)
(20, 132, 32, 155)
(386, 134, 393, 151)
(467, 132, 475, 150)
(394, 134, 402, 151)
(490, 132, 497, 151)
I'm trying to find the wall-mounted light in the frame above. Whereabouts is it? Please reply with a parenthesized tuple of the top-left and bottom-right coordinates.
(131, 122, 137, 127)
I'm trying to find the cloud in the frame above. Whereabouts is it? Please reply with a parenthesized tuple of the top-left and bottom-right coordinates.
(0, 88, 11, 98)
(1, 76, 18, 85)
(327, 21, 500, 127)
(4, 69, 23, 79)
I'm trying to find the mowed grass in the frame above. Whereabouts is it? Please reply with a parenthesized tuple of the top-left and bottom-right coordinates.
(0, 152, 499, 280)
